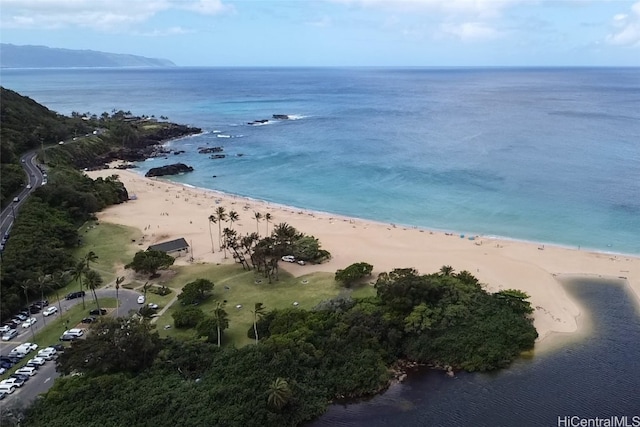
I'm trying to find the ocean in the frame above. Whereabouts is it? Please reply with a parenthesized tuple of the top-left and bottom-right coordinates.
(2, 67, 640, 425)
(1, 67, 639, 254)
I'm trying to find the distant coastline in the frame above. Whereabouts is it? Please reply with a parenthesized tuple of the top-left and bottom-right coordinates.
(0, 43, 176, 68)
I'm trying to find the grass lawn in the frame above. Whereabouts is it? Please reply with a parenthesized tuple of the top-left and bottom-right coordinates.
(0, 297, 117, 381)
(156, 264, 354, 347)
(72, 222, 143, 284)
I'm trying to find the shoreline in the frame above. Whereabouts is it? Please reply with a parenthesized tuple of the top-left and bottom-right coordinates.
(88, 168, 640, 352)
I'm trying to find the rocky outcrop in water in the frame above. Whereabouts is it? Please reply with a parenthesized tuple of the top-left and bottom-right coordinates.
(198, 146, 224, 154)
(145, 163, 194, 177)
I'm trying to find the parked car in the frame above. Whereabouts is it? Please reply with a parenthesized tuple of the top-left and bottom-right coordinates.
(15, 367, 37, 377)
(22, 317, 38, 328)
(37, 348, 57, 360)
(137, 295, 145, 304)
(29, 305, 41, 314)
(14, 313, 27, 321)
(60, 333, 78, 342)
(65, 328, 84, 337)
(281, 255, 296, 262)
(50, 344, 65, 352)
(2, 329, 18, 341)
(65, 291, 86, 300)
(1, 377, 25, 387)
(26, 357, 46, 367)
(10, 373, 30, 382)
(0, 384, 16, 395)
(13, 197, 19, 203)
(0, 325, 10, 334)
(43, 306, 58, 316)
(148, 303, 159, 309)
(0, 356, 20, 365)
(20, 342, 38, 352)
(81, 317, 97, 324)
(89, 308, 107, 316)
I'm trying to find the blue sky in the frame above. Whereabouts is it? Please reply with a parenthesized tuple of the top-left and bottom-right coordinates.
(1, 0, 639, 66)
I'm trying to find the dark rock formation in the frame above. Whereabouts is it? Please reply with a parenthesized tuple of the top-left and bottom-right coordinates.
(198, 146, 224, 154)
(247, 119, 269, 125)
(145, 163, 194, 177)
(210, 154, 226, 159)
(273, 114, 289, 120)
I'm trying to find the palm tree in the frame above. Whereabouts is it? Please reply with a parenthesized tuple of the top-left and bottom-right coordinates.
(227, 210, 239, 230)
(84, 250, 99, 269)
(439, 265, 454, 276)
(19, 279, 34, 312)
(83, 269, 104, 315)
(252, 302, 265, 344)
(115, 276, 125, 316)
(213, 206, 227, 251)
(253, 212, 262, 235)
(51, 271, 71, 316)
(36, 274, 51, 325)
(267, 377, 292, 410)
(211, 301, 229, 348)
(207, 214, 216, 253)
(71, 259, 87, 308)
(264, 213, 273, 236)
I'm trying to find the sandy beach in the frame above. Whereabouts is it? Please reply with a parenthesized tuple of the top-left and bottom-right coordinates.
(87, 168, 640, 350)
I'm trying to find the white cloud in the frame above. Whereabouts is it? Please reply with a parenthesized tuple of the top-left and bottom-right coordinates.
(439, 21, 500, 41)
(0, 0, 230, 31)
(606, 1, 640, 47)
(330, 0, 520, 18)
(181, 0, 232, 16)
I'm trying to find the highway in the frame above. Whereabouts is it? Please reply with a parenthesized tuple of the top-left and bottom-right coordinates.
(0, 151, 45, 244)
(0, 288, 144, 408)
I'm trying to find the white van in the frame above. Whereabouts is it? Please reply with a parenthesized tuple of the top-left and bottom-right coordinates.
(0, 384, 16, 394)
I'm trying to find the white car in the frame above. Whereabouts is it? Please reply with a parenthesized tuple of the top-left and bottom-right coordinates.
(63, 329, 84, 337)
(26, 357, 46, 366)
(22, 317, 38, 328)
(0, 385, 16, 395)
(19, 342, 38, 352)
(148, 303, 159, 309)
(1, 378, 24, 388)
(1, 330, 18, 341)
(43, 306, 58, 316)
(0, 325, 10, 333)
(137, 295, 145, 304)
(281, 255, 296, 263)
(37, 348, 57, 360)
(15, 367, 37, 377)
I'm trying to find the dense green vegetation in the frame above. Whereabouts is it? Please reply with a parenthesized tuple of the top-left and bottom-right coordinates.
(335, 261, 374, 287)
(19, 267, 536, 427)
(0, 88, 197, 320)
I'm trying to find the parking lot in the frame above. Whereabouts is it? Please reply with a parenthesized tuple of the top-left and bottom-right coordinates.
(0, 288, 142, 406)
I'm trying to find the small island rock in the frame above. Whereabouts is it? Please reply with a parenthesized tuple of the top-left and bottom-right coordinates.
(145, 163, 194, 177)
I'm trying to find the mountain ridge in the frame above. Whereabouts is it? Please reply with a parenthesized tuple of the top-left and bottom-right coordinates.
(0, 44, 176, 68)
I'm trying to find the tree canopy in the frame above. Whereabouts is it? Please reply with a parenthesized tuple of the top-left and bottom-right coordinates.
(125, 249, 175, 276)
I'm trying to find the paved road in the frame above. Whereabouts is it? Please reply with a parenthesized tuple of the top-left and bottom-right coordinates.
(0, 151, 44, 244)
(0, 288, 143, 407)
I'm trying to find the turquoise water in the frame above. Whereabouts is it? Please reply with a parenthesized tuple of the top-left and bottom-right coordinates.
(2, 67, 639, 254)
